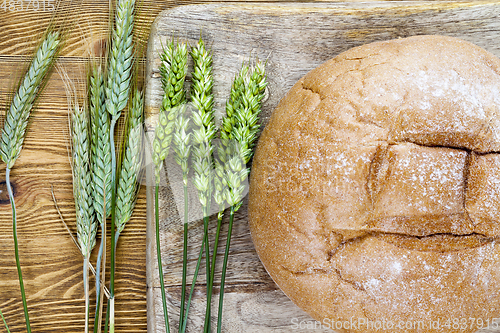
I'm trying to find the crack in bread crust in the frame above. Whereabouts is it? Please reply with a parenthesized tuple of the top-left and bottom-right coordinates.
(330, 229, 495, 251)
(371, 232, 495, 252)
(280, 264, 368, 294)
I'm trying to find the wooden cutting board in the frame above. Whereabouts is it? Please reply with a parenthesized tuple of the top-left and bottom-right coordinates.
(144, 2, 500, 332)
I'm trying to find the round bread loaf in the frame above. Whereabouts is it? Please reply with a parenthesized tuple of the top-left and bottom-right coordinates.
(248, 35, 500, 332)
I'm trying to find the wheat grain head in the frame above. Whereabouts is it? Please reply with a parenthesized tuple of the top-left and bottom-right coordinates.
(152, 41, 188, 182)
(105, 0, 136, 120)
(89, 65, 113, 220)
(173, 108, 191, 183)
(0, 31, 61, 169)
(115, 88, 144, 234)
(217, 60, 267, 210)
(72, 104, 97, 257)
(190, 39, 216, 210)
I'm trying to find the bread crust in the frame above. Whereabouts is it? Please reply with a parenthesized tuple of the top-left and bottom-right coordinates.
(248, 35, 500, 332)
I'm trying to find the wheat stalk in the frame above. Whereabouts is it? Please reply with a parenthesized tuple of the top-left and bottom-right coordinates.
(173, 104, 192, 332)
(152, 40, 188, 333)
(0, 308, 9, 333)
(105, 1, 136, 330)
(72, 103, 97, 333)
(0, 30, 61, 333)
(184, 38, 219, 333)
(216, 60, 267, 333)
(169, 42, 193, 332)
(88, 64, 112, 333)
(115, 88, 144, 238)
(0, 31, 61, 169)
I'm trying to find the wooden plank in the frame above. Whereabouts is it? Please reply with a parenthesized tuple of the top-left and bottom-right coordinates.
(0, 54, 149, 331)
(0, 0, 161, 328)
(145, 1, 500, 332)
(149, 286, 332, 333)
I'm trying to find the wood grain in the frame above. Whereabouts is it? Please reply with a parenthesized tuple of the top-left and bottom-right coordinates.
(145, 1, 500, 332)
(0, 56, 149, 332)
(0, 0, 164, 331)
(0, 1, 316, 332)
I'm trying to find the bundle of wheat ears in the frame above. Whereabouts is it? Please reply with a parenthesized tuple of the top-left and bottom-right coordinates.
(152, 38, 267, 333)
(0, 0, 141, 331)
(0, 1, 267, 332)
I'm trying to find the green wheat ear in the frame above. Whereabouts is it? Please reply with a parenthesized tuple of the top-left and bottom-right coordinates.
(90, 65, 113, 219)
(152, 40, 188, 333)
(216, 59, 267, 333)
(115, 88, 144, 236)
(105, 0, 136, 121)
(190, 38, 216, 210)
(152, 41, 188, 182)
(72, 104, 97, 257)
(219, 60, 267, 209)
(0, 31, 61, 169)
(72, 103, 97, 333)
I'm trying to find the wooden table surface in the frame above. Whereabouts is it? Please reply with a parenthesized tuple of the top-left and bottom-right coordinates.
(4, 1, 500, 332)
(0, 0, 206, 332)
(0, 0, 318, 331)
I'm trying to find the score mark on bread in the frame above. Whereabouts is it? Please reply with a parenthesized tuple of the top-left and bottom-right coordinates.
(249, 35, 500, 332)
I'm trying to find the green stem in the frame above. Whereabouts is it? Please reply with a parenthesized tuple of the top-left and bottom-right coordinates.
(6, 167, 31, 333)
(93, 293, 101, 333)
(109, 117, 118, 333)
(84, 256, 90, 333)
(104, 298, 110, 333)
(155, 184, 171, 333)
(180, 230, 208, 333)
(204, 214, 223, 333)
(217, 206, 235, 333)
(114, 232, 121, 251)
(94, 219, 105, 333)
(0, 307, 11, 333)
(179, 183, 188, 328)
(203, 212, 211, 299)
